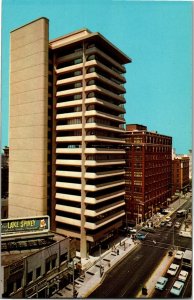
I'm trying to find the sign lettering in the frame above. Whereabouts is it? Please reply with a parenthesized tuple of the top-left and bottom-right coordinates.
(1, 216, 50, 236)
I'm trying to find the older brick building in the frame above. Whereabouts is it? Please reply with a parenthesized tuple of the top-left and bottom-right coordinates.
(172, 156, 190, 195)
(125, 124, 172, 224)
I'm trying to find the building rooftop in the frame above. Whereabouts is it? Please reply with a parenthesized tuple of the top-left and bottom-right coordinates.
(11, 17, 49, 33)
(1, 232, 68, 266)
(49, 27, 131, 64)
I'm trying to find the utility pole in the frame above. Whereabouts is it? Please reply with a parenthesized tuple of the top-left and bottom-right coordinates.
(72, 259, 75, 298)
(99, 244, 102, 277)
(137, 204, 139, 224)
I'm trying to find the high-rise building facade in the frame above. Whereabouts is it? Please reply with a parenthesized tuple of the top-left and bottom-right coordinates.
(125, 124, 172, 224)
(9, 18, 49, 218)
(9, 18, 131, 258)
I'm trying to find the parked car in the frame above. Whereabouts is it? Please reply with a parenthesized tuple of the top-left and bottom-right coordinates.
(155, 276, 168, 291)
(129, 228, 137, 233)
(182, 250, 192, 268)
(136, 233, 146, 240)
(175, 250, 184, 260)
(165, 216, 171, 222)
(166, 222, 172, 227)
(141, 227, 156, 233)
(178, 270, 189, 282)
(170, 281, 184, 296)
(167, 263, 179, 276)
(174, 222, 181, 229)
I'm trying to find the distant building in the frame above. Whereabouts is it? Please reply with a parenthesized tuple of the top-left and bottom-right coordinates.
(1, 234, 76, 298)
(9, 17, 131, 258)
(172, 156, 190, 194)
(125, 124, 172, 223)
(188, 149, 192, 180)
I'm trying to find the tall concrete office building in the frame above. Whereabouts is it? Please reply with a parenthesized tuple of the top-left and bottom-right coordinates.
(9, 18, 131, 257)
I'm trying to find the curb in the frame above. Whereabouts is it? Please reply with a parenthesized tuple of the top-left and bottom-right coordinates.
(135, 253, 174, 298)
(80, 242, 140, 298)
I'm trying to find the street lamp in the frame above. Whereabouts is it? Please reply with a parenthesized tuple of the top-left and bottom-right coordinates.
(72, 259, 75, 298)
(99, 244, 103, 277)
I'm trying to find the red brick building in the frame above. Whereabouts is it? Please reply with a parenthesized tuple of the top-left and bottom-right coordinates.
(172, 156, 190, 195)
(125, 124, 172, 224)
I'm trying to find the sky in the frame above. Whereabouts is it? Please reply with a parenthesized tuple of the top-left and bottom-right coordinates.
(1, 0, 192, 154)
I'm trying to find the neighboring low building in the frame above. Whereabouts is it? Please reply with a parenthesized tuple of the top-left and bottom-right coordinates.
(1, 234, 76, 298)
(172, 156, 190, 195)
(125, 124, 172, 224)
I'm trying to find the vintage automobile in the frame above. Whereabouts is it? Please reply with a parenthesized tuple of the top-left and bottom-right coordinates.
(155, 277, 168, 291)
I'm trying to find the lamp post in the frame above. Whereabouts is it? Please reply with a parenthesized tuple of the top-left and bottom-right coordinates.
(72, 259, 75, 298)
(172, 226, 175, 250)
(99, 244, 102, 277)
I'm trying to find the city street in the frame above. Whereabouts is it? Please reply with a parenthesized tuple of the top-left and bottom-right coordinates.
(89, 198, 192, 298)
(89, 243, 166, 298)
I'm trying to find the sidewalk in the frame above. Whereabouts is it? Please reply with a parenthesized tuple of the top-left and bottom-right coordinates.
(52, 237, 139, 298)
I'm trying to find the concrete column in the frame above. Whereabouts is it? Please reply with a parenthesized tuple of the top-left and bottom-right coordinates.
(80, 41, 87, 258)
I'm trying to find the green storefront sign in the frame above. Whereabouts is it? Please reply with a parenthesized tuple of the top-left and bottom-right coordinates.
(1, 216, 50, 235)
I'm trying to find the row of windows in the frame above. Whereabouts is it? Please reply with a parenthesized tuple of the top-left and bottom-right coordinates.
(6, 253, 68, 296)
(126, 135, 171, 145)
(126, 145, 171, 152)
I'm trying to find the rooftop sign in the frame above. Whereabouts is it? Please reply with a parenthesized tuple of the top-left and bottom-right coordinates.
(1, 216, 50, 237)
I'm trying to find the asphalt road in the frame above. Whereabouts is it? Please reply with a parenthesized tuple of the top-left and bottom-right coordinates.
(89, 243, 167, 298)
(89, 198, 192, 298)
(152, 260, 192, 298)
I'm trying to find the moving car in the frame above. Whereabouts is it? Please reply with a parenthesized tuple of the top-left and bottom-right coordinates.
(141, 227, 155, 233)
(174, 222, 181, 229)
(177, 209, 187, 217)
(165, 216, 171, 222)
(160, 221, 166, 227)
(129, 228, 137, 233)
(179, 231, 192, 238)
(135, 233, 146, 240)
(166, 222, 172, 227)
(170, 281, 184, 296)
(178, 270, 189, 282)
(155, 276, 168, 291)
(175, 250, 184, 260)
(167, 263, 179, 276)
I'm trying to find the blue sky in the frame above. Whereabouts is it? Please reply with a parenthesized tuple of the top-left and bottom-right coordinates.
(1, 0, 192, 154)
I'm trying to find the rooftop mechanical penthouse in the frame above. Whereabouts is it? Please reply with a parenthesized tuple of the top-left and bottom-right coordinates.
(9, 17, 131, 258)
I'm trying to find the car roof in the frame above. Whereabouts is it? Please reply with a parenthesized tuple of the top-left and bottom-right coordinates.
(174, 281, 184, 288)
(180, 270, 188, 276)
(158, 276, 167, 282)
(170, 263, 179, 268)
